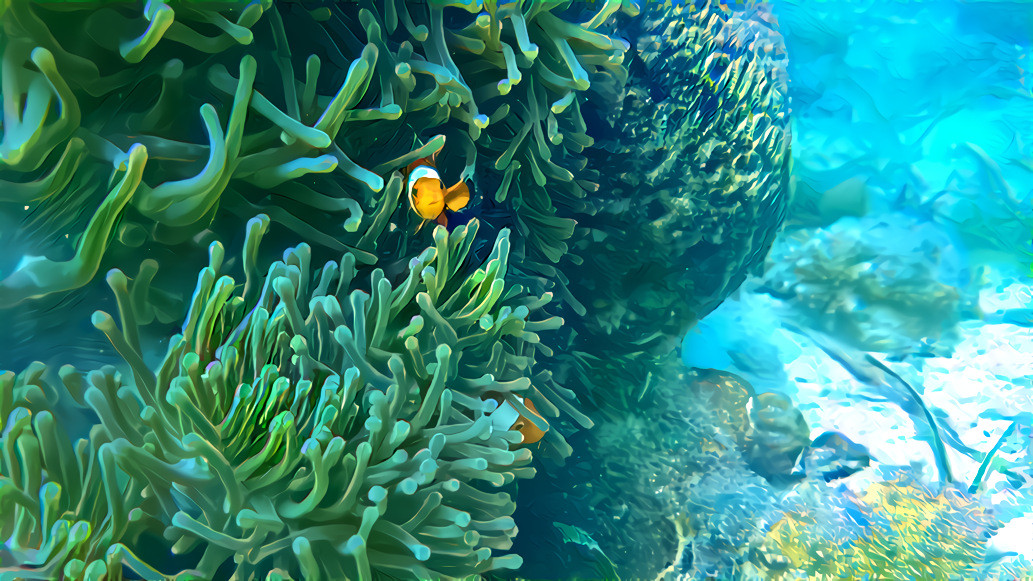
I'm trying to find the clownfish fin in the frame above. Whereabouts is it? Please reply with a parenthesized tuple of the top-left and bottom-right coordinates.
(406, 157, 434, 175)
(435, 213, 448, 227)
(444, 181, 470, 211)
(415, 219, 428, 234)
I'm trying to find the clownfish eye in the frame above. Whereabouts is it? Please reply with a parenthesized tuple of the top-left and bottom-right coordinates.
(514, 421, 524, 430)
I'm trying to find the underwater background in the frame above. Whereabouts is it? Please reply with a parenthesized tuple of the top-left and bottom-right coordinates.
(679, 0, 1033, 576)
(0, 0, 1030, 579)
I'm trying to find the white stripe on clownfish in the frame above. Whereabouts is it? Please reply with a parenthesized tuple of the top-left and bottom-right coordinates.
(487, 394, 547, 444)
(407, 164, 440, 204)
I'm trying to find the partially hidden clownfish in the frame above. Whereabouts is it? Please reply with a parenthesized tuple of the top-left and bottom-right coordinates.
(405, 149, 470, 233)
(485, 393, 548, 444)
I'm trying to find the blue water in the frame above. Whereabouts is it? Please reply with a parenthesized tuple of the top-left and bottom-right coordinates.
(682, 0, 1033, 570)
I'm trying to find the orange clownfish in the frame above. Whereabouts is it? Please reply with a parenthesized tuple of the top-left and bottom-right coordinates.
(406, 152, 470, 233)
(486, 394, 548, 444)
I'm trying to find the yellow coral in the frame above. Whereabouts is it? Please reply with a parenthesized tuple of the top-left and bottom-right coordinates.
(761, 479, 992, 580)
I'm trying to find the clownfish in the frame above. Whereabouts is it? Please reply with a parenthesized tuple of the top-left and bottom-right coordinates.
(485, 393, 547, 444)
(405, 151, 470, 233)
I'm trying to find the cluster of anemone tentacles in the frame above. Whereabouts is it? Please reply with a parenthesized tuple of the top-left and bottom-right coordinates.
(1, 214, 567, 579)
(1, 0, 796, 578)
(0, 0, 631, 456)
(0, 0, 634, 310)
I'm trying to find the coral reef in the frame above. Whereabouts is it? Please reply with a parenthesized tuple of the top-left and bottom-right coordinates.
(759, 475, 998, 580)
(515, 365, 808, 579)
(743, 391, 810, 486)
(577, 0, 790, 344)
(509, 2, 792, 575)
(534, 0, 793, 425)
(760, 213, 979, 357)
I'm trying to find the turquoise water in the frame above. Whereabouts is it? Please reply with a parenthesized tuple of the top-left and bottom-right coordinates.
(683, 0, 1033, 575)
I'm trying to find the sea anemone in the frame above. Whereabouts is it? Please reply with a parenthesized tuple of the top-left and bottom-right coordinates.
(2, 213, 568, 579)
